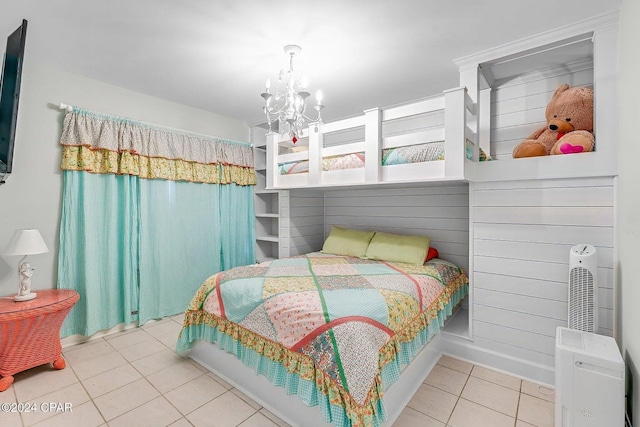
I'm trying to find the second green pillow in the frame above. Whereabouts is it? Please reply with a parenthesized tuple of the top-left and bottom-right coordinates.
(365, 231, 431, 265)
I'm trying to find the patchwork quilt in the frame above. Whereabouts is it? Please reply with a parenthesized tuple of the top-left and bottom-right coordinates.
(177, 253, 468, 426)
(278, 141, 445, 175)
(382, 140, 445, 165)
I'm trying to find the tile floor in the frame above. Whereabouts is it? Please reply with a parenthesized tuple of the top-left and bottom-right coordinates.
(0, 313, 555, 427)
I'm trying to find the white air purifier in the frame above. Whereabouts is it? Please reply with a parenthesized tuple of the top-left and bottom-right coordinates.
(568, 244, 597, 332)
(555, 327, 624, 427)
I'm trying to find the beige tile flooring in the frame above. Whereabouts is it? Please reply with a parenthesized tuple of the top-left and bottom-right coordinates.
(0, 314, 555, 427)
(396, 355, 555, 427)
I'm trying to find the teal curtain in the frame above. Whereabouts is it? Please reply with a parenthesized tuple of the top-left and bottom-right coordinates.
(58, 173, 256, 337)
(56, 108, 255, 337)
(59, 171, 141, 337)
(219, 183, 256, 271)
(137, 179, 222, 325)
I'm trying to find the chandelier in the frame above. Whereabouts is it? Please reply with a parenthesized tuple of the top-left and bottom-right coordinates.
(260, 45, 324, 143)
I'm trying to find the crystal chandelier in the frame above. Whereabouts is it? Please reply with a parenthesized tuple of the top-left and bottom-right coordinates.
(260, 45, 324, 143)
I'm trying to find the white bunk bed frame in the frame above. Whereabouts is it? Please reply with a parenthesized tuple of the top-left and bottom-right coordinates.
(267, 87, 479, 190)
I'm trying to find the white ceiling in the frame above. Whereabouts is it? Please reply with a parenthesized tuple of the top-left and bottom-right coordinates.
(0, 0, 621, 124)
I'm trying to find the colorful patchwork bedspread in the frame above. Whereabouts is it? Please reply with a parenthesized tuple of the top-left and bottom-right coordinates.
(177, 253, 468, 426)
(278, 141, 445, 175)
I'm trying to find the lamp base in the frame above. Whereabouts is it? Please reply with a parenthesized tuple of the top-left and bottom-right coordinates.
(15, 292, 36, 302)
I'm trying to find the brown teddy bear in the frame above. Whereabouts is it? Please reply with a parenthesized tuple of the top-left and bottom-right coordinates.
(512, 84, 594, 158)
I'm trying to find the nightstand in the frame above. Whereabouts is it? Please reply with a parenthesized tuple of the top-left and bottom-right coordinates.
(0, 289, 79, 391)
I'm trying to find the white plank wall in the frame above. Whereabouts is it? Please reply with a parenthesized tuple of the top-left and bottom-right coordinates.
(490, 59, 594, 160)
(323, 184, 470, 273)
(283, 190, 325, 257)
(471, 177, 615, 368)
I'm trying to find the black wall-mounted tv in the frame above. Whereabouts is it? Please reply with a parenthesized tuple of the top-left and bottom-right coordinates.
(0, 19, 27, 177)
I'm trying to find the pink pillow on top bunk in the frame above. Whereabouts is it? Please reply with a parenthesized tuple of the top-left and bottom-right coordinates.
(425, 247, 439, 262)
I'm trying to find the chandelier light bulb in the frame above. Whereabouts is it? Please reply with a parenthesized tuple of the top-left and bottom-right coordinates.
(265, 78, 271, 92)
(316, 90, 323, 105)
(301, 77, 309, 90)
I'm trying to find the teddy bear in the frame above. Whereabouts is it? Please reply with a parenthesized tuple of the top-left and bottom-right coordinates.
(512, 84, 594, 158)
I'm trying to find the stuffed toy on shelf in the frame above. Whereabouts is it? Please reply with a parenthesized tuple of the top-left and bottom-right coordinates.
(512, 84, 594, 158)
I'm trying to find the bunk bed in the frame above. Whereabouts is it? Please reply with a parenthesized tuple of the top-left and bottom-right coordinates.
(267, 87, 480, 189)
(180, 14, 621, 425)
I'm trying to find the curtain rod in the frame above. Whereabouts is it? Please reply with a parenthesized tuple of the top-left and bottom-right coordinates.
(57, 103, 253, 148)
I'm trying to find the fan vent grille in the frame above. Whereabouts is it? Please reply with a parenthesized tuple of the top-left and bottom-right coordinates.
(569, 266, 595, 332)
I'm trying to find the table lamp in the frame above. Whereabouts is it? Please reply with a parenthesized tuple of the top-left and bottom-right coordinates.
(3, 229, 49, 301)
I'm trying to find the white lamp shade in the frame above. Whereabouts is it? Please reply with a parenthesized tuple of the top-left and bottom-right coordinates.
(4, 229, 49, 256)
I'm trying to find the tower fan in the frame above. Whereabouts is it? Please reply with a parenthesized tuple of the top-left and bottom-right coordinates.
(568, 244, 597, 332)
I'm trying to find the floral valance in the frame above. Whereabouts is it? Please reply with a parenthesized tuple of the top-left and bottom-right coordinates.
(59, 108, 255, 185)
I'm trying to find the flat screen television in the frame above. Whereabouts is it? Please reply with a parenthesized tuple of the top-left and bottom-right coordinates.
(0, 19, 27, 178)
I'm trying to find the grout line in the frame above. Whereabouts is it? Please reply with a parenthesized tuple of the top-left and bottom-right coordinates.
(95, 332, 184, 424)
(444, 365, 472, 425)
(446, 395, 461, 426)
(79, 330, 171, 424)
(446, 361, 525, 423)
(514, 391, 522, 426)
(7, 317, 193, 427)
(115, 328, 229, 423)
(234, 410, 261, 427)
(70, 361, 108, 427)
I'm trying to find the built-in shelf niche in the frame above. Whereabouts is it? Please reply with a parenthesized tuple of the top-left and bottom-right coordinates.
(457, 13, 618, 182)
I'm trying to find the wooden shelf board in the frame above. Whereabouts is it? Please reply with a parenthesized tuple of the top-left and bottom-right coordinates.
(256, 235, 279, 243)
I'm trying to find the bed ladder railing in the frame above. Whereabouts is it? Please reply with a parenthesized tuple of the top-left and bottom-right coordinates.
(444, 87, 478, 178)
(364, 108, 382, 183)
(267, 86, 478, 188)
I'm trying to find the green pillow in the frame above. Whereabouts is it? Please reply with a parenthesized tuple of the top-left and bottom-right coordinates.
(365, 231, 431, 265)
(321, 226, 375, 257)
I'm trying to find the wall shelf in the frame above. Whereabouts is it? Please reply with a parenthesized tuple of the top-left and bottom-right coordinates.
(469, 151, 618, 182)
(252, 125, 287, 262)
(256, 213, 279, 218)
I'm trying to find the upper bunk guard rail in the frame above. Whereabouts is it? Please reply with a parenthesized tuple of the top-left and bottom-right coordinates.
(267, 86, 478, 190)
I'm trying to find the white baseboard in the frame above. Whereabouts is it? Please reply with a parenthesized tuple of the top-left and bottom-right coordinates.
(439, 333, 555, 386)
(60, 322, 137, 348)
(60, 317, 179, 348)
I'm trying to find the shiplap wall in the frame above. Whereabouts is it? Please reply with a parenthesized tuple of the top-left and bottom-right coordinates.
(281, 190, 325, 257)
(322, 184, 470, 273)
(490, 59, 594, 160)
(471, 177, 614, 368)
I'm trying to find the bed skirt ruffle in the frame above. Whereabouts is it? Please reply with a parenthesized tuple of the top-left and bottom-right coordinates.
(176, 284, 467, 427)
